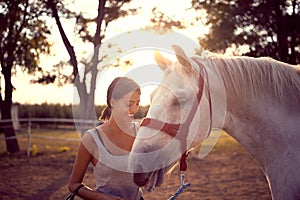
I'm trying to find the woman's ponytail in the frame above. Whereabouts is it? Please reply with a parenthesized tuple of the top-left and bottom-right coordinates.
(99, 105, 111, 121)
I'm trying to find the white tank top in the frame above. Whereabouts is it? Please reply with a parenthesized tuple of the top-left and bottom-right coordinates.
(87, 123, 142, 200)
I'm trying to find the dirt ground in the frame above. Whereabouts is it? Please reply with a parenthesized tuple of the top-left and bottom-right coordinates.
(0, 134, 272, 200)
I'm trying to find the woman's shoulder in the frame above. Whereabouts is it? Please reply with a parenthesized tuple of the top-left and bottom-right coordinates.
(82, 127, 101, 143)
(81, 130, 94, 143)
(84, 124, 103, 135)
(80, 129, 99, 155)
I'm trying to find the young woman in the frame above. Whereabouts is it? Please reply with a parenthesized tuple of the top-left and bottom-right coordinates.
(68, 77, 143, 200)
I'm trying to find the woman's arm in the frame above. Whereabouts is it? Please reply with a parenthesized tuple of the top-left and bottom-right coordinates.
(68, 133, 124, 200)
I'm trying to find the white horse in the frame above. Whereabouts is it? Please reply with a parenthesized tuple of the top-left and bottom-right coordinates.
(129, 45, 300, 200)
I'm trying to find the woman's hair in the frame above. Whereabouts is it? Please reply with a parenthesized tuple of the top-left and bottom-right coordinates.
(99, 77, 141, 121)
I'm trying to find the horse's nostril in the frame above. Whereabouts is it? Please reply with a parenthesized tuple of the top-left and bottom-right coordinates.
(143, 144, 153, 153)
(133, 143, 155, 153)
(133, 164, 149, 186)
(133, 172, 148, 186)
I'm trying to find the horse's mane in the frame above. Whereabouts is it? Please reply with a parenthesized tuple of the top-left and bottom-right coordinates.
(200, 55, 300, 103)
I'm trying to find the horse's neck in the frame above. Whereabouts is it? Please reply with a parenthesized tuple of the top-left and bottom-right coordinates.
(203, 57, 300, 166)
(203, 58, 300, 199)
(223, 94, 300, 199)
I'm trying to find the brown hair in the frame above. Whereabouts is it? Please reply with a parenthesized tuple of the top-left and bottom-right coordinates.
(99, 77, 141, 121)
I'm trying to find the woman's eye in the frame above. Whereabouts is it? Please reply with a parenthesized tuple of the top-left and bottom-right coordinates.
(127, 102, 139, 107)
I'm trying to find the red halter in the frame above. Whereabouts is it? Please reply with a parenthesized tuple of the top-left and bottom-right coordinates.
(140, 58, 212, 171)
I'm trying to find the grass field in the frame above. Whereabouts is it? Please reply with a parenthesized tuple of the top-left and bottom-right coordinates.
(0, 128, 79, 156)
(0, 127, 240, 158)
(0, 128, 271, 200)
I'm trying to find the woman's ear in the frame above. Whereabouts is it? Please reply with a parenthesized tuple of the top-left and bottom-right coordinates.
(109, 99, 114, 109)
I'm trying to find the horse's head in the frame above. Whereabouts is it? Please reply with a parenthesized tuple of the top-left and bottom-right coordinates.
(129, 45, 214, 191)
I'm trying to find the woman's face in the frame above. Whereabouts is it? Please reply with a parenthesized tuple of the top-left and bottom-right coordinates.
(111, 90, 140, 127)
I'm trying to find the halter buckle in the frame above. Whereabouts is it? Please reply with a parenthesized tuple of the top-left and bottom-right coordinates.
(179, 173, 186, 186)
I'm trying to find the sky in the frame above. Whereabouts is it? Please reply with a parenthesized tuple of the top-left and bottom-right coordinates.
(11, 0, 210, 106)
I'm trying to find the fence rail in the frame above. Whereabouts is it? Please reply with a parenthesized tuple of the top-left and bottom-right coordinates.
(0, 117, 100, 125)
(0, 118, 101, 161)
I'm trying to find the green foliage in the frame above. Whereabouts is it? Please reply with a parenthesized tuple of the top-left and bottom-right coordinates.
(18, 103, 73, 119)
(18, 103, 149, 119)
(75, 0, 138, 44)
(0, 0, 52, 74)
(147, 8, 185, 30)
(192, 0, 300, 64)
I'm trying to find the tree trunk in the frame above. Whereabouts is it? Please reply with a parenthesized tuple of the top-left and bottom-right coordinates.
(49, 0, 106, 133)
(75, 84, 98, 133)
(1, 103, 20, 153)
(1, 67, 20, 153)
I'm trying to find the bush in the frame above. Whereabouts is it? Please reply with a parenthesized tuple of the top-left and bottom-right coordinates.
(18, 103, 149, 119)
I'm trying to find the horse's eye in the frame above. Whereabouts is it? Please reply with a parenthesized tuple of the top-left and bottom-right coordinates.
(179, 98, 186, 105)
(172, 98, 180, 107)
(172, 97, 186, 107)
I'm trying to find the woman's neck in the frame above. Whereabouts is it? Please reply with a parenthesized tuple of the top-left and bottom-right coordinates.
(105, 117, 134, 136)
(104, 117, 135, 136)
(101, 117, 136, 152)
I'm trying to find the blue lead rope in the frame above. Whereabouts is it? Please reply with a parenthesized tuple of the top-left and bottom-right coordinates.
(168, 182, 191, 200)
(168, 152, 191, 200)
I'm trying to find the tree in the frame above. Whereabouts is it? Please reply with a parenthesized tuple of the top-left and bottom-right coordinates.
(192, 0, 300, 64)
(46, 0, 138, 131)
(147, 8, 185, 30)
(36, 0, 187, 133)
(0, 0, 52, 153)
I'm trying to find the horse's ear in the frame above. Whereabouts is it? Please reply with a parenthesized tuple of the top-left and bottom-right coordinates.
(154, 50, 172, 71)
(172, 45, 192, 71)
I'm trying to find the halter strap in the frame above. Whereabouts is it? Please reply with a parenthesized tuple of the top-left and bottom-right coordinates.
(140, 118, 180, 137)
